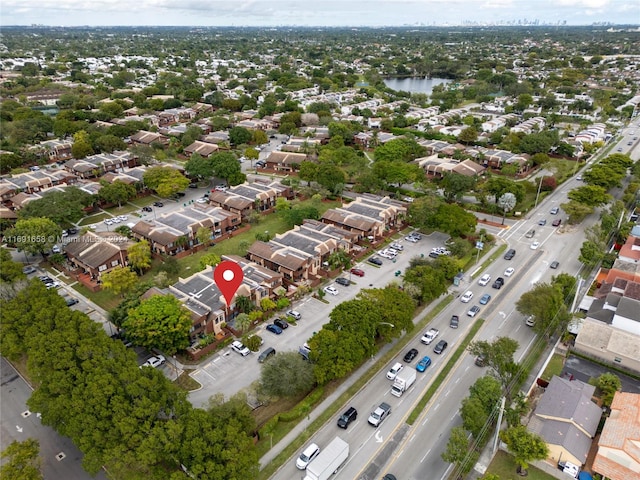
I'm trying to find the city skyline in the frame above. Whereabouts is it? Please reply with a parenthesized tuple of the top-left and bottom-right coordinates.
(1, 0, 639, 28)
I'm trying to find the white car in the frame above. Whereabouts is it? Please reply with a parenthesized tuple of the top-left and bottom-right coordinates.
(140, 355, 166, 368)
(530, 241, 540, 250)
(405, 235, 419, 243)
(460, 291, 474, 303)
(389, 242, 404, 251)
(231, 340, 250, 356)
(386, 362, 404, 380)
(504, 267, 515, 277)
(296, 443, 320, 470)
(478, 274, 491, 286)
(324, 285, 339, 296)
(196, 197, 208, 204)
(379, 249, 397, 259)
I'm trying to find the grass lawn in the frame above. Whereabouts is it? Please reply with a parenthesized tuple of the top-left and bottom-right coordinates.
(541, 353, 565, 382)
(486, 450, 557, 480)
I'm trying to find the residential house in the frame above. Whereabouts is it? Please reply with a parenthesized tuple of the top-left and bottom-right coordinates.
(416, 154, 486, 178)
(64, 231, 135, 283)
(131, 204, 241, 256)
(32, 139, 73, 163)
(183, 140, 220, 158)
(528, 375, 602, 467)
(129, 130, 169, 146)
(264, 151, 309, 173)
(64, 151, 137, 179)
(208, 179, 292, 219)
(592, 392, 640, 480)
(321, 194, 407, 241)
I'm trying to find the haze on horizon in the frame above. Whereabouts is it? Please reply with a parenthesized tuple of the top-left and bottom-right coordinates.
(1, 0, 639, 28)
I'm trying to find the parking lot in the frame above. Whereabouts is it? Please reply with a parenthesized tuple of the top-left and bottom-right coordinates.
(187, 230, 451, 407)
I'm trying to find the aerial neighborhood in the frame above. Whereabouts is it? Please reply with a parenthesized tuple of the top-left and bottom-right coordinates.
(1, 22, 639, 480)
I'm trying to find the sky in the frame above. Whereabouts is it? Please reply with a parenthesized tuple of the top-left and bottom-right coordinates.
(1, 0, 639, 27)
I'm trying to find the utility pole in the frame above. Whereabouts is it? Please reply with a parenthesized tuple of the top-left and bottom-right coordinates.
(533, 175, 544, 210)
(492, 396, 507, 454)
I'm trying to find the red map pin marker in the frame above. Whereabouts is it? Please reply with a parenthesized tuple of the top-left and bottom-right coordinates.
(213, 261, 244, 306)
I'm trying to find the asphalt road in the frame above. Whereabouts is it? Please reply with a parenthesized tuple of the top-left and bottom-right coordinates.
(0, 356, 107, 480)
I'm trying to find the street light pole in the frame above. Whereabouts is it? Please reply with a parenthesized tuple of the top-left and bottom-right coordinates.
(533, 175, 544, 210)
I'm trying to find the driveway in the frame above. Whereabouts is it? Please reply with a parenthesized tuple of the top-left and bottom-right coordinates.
(562, 354, 640, 394)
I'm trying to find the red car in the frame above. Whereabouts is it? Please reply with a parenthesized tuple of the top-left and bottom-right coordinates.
(552, 219, 562, 227)
(350, 268, 365, 277)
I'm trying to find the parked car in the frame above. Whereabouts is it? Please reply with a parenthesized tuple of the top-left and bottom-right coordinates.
(323, 285, 339, 296)
(492, 277, 504, 289)
(416, 356, 432, 372)
(350, 268, 365, 277)
(389, 242, 404, 251)
(467, 305, 481, 317)
(52, 245, 61, 254)
(258, 347, 276, 363)
(337, 406, 358, 429)
(530, 241, 540, 250)
(525, 229, 535, 238)
(141, 355, 166, 368)
(405, 235, 419, 243)
(449, 315, 459, 329)
(255, 160, 266, 168)
(153, 201, 164, 207)
(368, 257, 383, 266)
(550, 261, 560, 269)
(188, 183, 198, 188)
(274, 317, 289, 330)
(479, 294, 491, 305)
(460, 291, 474, 303)
(65, 297, 79, 306)
(504, 267, 515, 277)
(433, 340, 448, 354)
(266, 324, 283, 335)
(474, 354, 486, 367)
(231, 340, 251, 356)
(296, 443, 320, 470)
(335, 277, 351, 286)
(552, 218, 562, 227)
(22, 265, 37, 274)
(142, 206, 153, 212)
(403, 348, 419, 363)
(386, 362, 404, 380)
(286, 310, 302, 320)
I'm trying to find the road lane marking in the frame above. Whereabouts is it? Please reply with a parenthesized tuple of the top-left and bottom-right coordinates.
(420, 448, 432, 463)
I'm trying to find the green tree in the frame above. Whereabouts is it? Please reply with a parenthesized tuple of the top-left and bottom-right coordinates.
(185, 153, 214, 180)
(428, 203, 477, 237)
(458, 126, 479, 144)
(229, 126, 252, 146)
(98, 180, 137, 207)
(19, 187, 94, 228)
(441, 426, 470, 466)
(567, 185, 611, 207)
(316, 161, 347, 192)
(234, 313, 251, 334)
(71, 130, 94, 159)
(0, 247, 26, 284)
(482, 176, 525, 204)
(500, 425, 549, 474)
(123, 294, 192, 354)
(440, 173, 476, 202)
(468, 337, 519, 399)
(595, 372, 621, 407)
(6, 218, 60, 258)
(516, 283, 570, 338)
(127, 240, 151, 274)
(235, 295, 255, 314)
(299, 161, 319, 185)
(561, 200, 594, 224)
(196, 226, 212, 247)
(403, 264, 448, 304)
(199, 252, 221, 270)
(211, 152, 244, 185)
(143, 166, 190, 198)
(260, 352, 315, 397)
(461, 396, 490, 438)
(101, 266, 138, 297)
(1, 439, 43, 480)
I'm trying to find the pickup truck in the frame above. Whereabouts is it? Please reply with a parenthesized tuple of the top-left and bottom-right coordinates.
(368, 402, 391, 427)
(420, 328, 439, 345)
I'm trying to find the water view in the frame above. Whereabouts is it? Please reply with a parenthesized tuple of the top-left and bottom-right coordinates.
(383, 77, 452, 95)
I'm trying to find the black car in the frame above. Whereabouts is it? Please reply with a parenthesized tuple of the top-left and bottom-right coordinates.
(175, 192, 186, 198)
(337, 407, 358, 429)
(258, 347, 276, 363)
(273, 318, 289, 330)
(67, 227, 78, 235)
(255, 161, 266, 168)
(433, 340, 448, 354)
(142, 206, 153, 212)
(503, 249, 516, 260)
(153, 201, 164, 207)
(65, 297, 79, 306)
(450, 315, 459, 329)
(368, 257, 383, 266)
(492, 277, 504, 289)
(335, 277, 350, 286)
(474, 354, 486, 367)
(403, 348, 419, 363)
(188, 183, 198, 188)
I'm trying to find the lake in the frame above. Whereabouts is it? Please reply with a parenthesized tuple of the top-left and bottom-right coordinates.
(383, 77, 452, 95)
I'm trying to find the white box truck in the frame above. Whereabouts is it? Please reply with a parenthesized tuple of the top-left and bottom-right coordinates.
(303, 436, 349, 480)
(391, 368, 416, 397)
